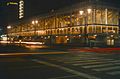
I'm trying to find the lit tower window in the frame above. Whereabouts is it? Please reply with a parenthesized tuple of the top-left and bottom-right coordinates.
(19, 0, 24, 19)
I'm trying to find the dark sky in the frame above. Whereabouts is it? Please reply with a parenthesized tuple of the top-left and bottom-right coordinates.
(25, 0, 120, 17)
(25, 0, 81, 17)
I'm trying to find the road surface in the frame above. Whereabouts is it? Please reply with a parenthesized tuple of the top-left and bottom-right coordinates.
(0, 49, 120, 79)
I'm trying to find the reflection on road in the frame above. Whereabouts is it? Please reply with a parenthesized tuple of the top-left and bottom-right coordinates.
(0, 41, 47, 49)
(25, 45, 47, 49)
(0, 41, 44, 45)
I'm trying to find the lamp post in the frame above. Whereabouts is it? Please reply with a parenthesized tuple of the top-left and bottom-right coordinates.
(32, 20, 38, 41)
(7, 25, 11, 44)
(79, 8, 92, 46)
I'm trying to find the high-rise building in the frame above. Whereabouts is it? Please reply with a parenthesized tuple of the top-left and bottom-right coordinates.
(19, 0, 24, 19)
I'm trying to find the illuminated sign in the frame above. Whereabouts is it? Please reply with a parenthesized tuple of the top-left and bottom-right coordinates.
(7, 2, 18, 6)
(0, 2, 18, 6)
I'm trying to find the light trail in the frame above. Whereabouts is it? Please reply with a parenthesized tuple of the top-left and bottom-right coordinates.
(0, 52, 68, 56)
(0, 41, 44, 45)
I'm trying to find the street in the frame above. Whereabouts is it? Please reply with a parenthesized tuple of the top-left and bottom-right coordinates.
(0, 46, 120, 79)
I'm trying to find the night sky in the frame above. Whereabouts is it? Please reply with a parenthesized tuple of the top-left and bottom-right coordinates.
(18, 0, 120, 18)
(25, 0, 81, 17)
(0, 0, 120, 34)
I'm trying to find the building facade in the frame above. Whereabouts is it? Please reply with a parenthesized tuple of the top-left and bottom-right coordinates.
(8, 0, 120, 47)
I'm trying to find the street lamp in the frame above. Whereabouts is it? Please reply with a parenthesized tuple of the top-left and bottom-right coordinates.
(7, 25, 11, 29)
(32, 21, 35, 25)
(7, 25, 12, 43)
(87, 9, 92, 14)
(32, 20, 38, 41)
(35, 20, 38, 24)
(79, 11, 84, 15)
(32, 20, 38, 35)
(79, 8, 92, 46)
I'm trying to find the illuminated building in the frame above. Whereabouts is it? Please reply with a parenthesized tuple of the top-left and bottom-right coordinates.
(8, 0, 120, 46)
